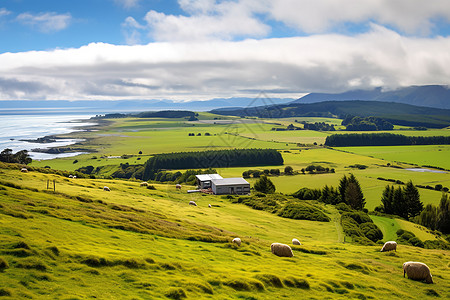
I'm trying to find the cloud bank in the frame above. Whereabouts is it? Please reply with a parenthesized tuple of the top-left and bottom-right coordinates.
(1, 25, 449, 100)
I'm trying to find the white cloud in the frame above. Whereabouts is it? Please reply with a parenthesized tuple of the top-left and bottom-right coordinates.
(266, 0, 450, 35)
(0, 26, 449, 101)
(132, 0, 450, 42)
(0, 8, 11, 17)
(16, 12, 72, 33)
(114, 0, 140, 9)
(139, 0, 269, 41)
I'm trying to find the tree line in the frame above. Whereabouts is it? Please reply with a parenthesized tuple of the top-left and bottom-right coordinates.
(325, 133, 450, 147)
(377, 182, 423, 219)
(417, 194, 450, 234)
(143, 148, 283, 181)
(342, 116, 393, 131)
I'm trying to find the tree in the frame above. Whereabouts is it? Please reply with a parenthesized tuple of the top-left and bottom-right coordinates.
(418, 204, 437, 231)
(345, 180, 365, 210)
(437, 193, 450, 233)
(284, 165, 294, 175)
(404, 181, 423, 218)
(338, 174, 349, 203)
(392, 187, 408, 219)
(381, 185, 394, 214)
(253, 175, 276, 194)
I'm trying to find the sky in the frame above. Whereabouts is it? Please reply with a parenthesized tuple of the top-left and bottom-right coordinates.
(1, 0, 450, 101)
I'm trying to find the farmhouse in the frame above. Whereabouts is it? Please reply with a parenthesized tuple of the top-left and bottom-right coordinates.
(195, 174, 223, 189)
(195, 174, 250, 195)
(211, 177, 250, 195)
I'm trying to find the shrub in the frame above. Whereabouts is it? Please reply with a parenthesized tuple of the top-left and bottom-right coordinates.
(360, 223, 383, 242)
(341, 212, 372, 224)
(278, 202, 330, 222)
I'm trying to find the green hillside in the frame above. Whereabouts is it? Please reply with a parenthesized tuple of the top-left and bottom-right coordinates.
(1, 163, 449, 299)
(211, 101, 450, 128)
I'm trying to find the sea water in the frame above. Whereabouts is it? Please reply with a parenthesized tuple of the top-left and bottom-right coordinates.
(0, 114, 96, 160)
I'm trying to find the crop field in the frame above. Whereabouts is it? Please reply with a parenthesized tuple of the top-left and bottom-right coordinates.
(1, 165, 449, 299)
(337, 145, 450, 170)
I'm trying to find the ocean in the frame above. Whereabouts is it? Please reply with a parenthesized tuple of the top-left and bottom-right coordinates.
(0, 113, 97, 160)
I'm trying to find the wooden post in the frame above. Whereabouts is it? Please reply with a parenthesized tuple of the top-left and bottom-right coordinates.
(47, 180, 49, 190)
(53, 180, 56, 191)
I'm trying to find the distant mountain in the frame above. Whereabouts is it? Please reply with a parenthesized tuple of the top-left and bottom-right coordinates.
(211, 100, 450, 128)
(293, 85, 450, 109)
(0, 97, 294, 115)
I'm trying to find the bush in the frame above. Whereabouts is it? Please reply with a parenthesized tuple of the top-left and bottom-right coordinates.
(278, 202, 330, 222)
(341, 211, 372, 224)
(360, 223, 383, 242)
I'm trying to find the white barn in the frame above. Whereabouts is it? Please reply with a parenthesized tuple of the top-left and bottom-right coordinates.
(211, 177, 250, 195)
(195, 174, 223, 189)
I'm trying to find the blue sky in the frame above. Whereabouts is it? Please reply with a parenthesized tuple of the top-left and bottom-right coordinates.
(1, 0, 450, 101)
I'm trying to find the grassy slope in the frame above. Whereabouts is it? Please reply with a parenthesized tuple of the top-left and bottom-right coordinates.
(1, 166, 449, 299)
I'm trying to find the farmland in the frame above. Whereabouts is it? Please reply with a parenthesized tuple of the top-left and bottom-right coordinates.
(2, 113, 449, 299)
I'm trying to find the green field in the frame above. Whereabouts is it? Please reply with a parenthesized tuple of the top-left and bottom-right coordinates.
(7, 114, 449, 298)
(1, 165, 449, 299)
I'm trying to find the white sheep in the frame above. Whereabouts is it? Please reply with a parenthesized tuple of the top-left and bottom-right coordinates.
(208, 204, 212, 208)
(381, 241, 397, 252)
(103, 186, 111, 191)
(232, 238, 241, 246)
(20, 168, 28, 173)
(69, 175, 73, 178)
(176, 184, 182, 190)
(271, 243, 294, 257)
(189, 201, 197, 206)
(140, 182, 149, 187)
(403, 261, 433, 284)
(292, 238, 301, 246)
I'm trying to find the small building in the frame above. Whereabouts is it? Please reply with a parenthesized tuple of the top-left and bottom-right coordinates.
(211, 177, 250, 195)
(195, 174, 223, 189)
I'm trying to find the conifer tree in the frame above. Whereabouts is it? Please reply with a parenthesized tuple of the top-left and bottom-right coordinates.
(404, 181, 423, 218)
(345, 174, 366, 210)
(381, 185, 394, 214)
(437, 193, 450, 233)
(254, 175, 276, 194)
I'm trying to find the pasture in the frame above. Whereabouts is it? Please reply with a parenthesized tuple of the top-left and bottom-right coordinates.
(1, 165, 449, 299)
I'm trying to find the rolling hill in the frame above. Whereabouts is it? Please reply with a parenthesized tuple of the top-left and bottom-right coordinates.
(293, 85, 450, 109)
(211, 100, 450, 128)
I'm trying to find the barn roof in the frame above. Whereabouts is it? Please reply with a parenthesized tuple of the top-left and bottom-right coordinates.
(211, 178, 249, 186)
(195, 174, 223, 181)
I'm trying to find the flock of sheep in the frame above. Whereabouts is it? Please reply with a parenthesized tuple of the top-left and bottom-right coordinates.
(105, 180, 434, 285)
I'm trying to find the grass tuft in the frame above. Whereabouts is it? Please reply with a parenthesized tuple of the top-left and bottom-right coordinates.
(165, 288, 187, 299)
(425, 289, 440, 297)
(283, 277, 310, 289)
(0, 257, 9, 270)
(15, 258, 48, 271)
(254, 274, 283, 288)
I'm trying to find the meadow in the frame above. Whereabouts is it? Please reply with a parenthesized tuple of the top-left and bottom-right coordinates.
(1, 165, 449, 299)
(3, 113, 448, 299)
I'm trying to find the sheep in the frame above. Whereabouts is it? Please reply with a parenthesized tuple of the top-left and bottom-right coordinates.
(20, 168, 28, 173)
(189, 201, 197, 206)
(72, 175, 76, 179)
(140, 182, 149, 187)
(176, 184, 182, 190)
(381, 241, 397, 252)
(271, 243, 294, 257)
(208, 204, 212, 208)
(292, 238, 301, 246)
(69, 175, 73, 178)
(103, 186, 111, 191)
(403, 261, 433, 284)
(232, 238, 241, 246)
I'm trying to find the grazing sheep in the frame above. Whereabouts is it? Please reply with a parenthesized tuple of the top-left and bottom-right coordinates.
(176, 184, 182, 190)
(72, 176, 76, 179)
(103, 186, 111, 191)
(232, 238, 242, 246)
(208, 204, 212, 208)
(140, 182, 149, 187)
(381, 241, 397, 252)
(292, 238, 301, 246)
(189, 201, 197, 206)
(20, 168, 28, 173)
(69, 175, 73, 178)
(271, 243, 294, 257)
(403, 262, 433, 284)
